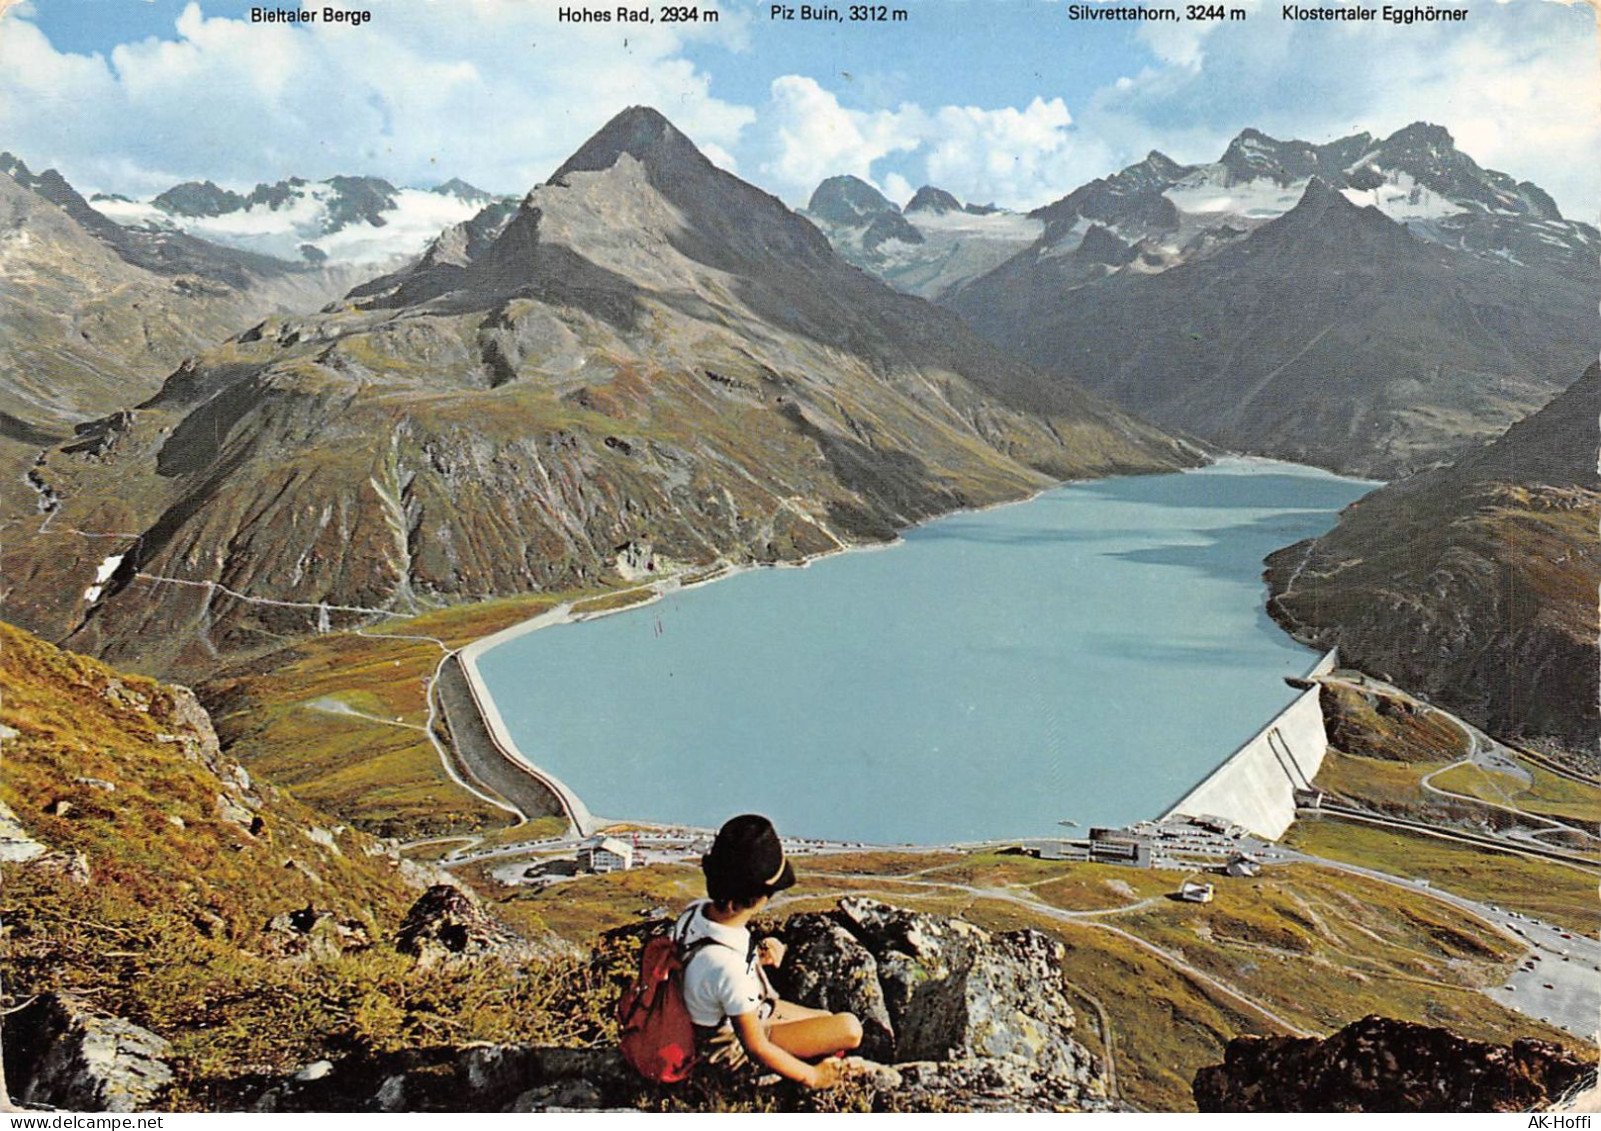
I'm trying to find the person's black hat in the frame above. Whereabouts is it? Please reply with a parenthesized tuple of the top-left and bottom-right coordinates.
(702, 814, 796, 903)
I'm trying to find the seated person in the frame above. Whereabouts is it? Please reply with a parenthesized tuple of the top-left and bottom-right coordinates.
(676, 813, 863, 1088)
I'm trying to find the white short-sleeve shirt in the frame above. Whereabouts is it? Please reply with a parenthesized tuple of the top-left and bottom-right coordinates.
(676, 900, 769, 1029)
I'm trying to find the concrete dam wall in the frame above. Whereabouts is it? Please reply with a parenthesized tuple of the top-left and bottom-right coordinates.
(1161, 649, 1337, 840)
(436, 653, 596, 835)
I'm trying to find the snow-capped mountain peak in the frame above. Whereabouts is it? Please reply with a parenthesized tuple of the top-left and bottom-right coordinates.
(1023, 121, 1594, 277)
(802, 179, 1041, 299)
(90, 173, 512, 266)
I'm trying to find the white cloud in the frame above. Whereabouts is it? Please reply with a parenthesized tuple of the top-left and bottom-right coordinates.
(756, 79, 1116, 211)
(699, 141, 740, 173)
(0, 0, 755, 197)
(921, 98, 1112, 210)
(881, 172, 915, 207)
(1, 0, 1591, 223)
(758, 75, 926, 200)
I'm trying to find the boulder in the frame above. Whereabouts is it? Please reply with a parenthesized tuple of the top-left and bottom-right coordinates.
(775, 899, 1105, 1108)
(261, 905, 371, 960)
(506, 1078, 609, 1112)
(215, 792, 255, 830)
(100, 678, 150, 713)
(773, 912, 894, 1059)
(461, 1046, 633, 1107)
(1194, 1015, 1598, 1112)
(0, 798, 47, 863)
(897, 1057, 1103, 1111)
(2, 994, 173, 1112)
(303, 826, 341, 854)
(164, 686, 224, 772)
(395, 884, 517, 964)
(250, 1044, 632, 1112)
(30, 849, 92, 885)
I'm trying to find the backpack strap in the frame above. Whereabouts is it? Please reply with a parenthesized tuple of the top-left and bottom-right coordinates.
(672, 908, 737, 969)
(680, 936, 726, 961)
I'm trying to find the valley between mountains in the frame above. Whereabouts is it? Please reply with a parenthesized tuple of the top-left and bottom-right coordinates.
(1, 105, 1596, 1113)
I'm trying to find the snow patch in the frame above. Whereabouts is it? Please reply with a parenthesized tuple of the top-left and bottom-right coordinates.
(90, 185, 488, 265)
(906, 210, 1042, 242)
(1339, 171, 1466, 222)
(1165, 171, 1306, 219)
(83, 552, 125, 604)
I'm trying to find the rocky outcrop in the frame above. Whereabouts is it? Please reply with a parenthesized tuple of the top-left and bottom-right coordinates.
(0, 798, 47, 863)
(777, 912, 895, 1057)
(394, 884, 518, 965)
(165, 686, 225, 773)
(1193, 1016, 1596, 1112)
(260, 905, 372, 960)
(248, 900, 1111, 1113)
(2, 994, 174, 1112)
(774, 898, 1106, 1108)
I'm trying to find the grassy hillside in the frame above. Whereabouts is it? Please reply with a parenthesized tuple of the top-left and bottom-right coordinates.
(195, 586, 660, 837)
(0, 622, 602, 1106)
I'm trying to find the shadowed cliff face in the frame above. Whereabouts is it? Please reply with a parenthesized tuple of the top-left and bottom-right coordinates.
(1194, 1016, 1596, 1112)
(1267, 365, 1599, 763)
(7, 106, 1196, 679)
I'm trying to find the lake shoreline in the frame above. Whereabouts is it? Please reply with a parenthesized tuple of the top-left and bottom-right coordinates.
(452, 456, 1372, 845)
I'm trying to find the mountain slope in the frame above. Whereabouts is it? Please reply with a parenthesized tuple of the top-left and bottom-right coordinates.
(1266, 364, 1599, 761)
(0, 619, 589, 1107)
(0, 167, 274, 433)
(0, 159, 372, 538)
(1, 152, 309, 290)
(7, 107, 1196, 677)
(948, 176, 1596, 477)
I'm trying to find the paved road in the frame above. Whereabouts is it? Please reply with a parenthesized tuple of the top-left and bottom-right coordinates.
(1280, 847, 1600, 1041)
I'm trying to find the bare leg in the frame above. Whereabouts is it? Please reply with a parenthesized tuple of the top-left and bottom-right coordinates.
(769, 999, 831, 1024)
(767, 1011, 863, 1060)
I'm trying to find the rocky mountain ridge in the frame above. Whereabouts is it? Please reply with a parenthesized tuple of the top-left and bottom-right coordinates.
(0, 156, 366, 491)
(92, 171, 504, 266)
(802, 174, 1042, 300)
(0, 152, 303, 289)
(1266, 363, 1599, 761)
(1019, 122, 1594, 278)
(948, 162, 1596, 476)
(4, 106, 1195, 679)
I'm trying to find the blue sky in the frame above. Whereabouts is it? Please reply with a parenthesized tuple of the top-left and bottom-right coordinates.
(4, 0, 1597, 216)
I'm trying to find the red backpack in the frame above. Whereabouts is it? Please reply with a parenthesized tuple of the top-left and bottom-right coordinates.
(617, 920, 728, 1083)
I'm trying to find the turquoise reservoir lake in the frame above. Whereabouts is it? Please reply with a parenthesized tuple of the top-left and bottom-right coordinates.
(476, 460, 1375, 844)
